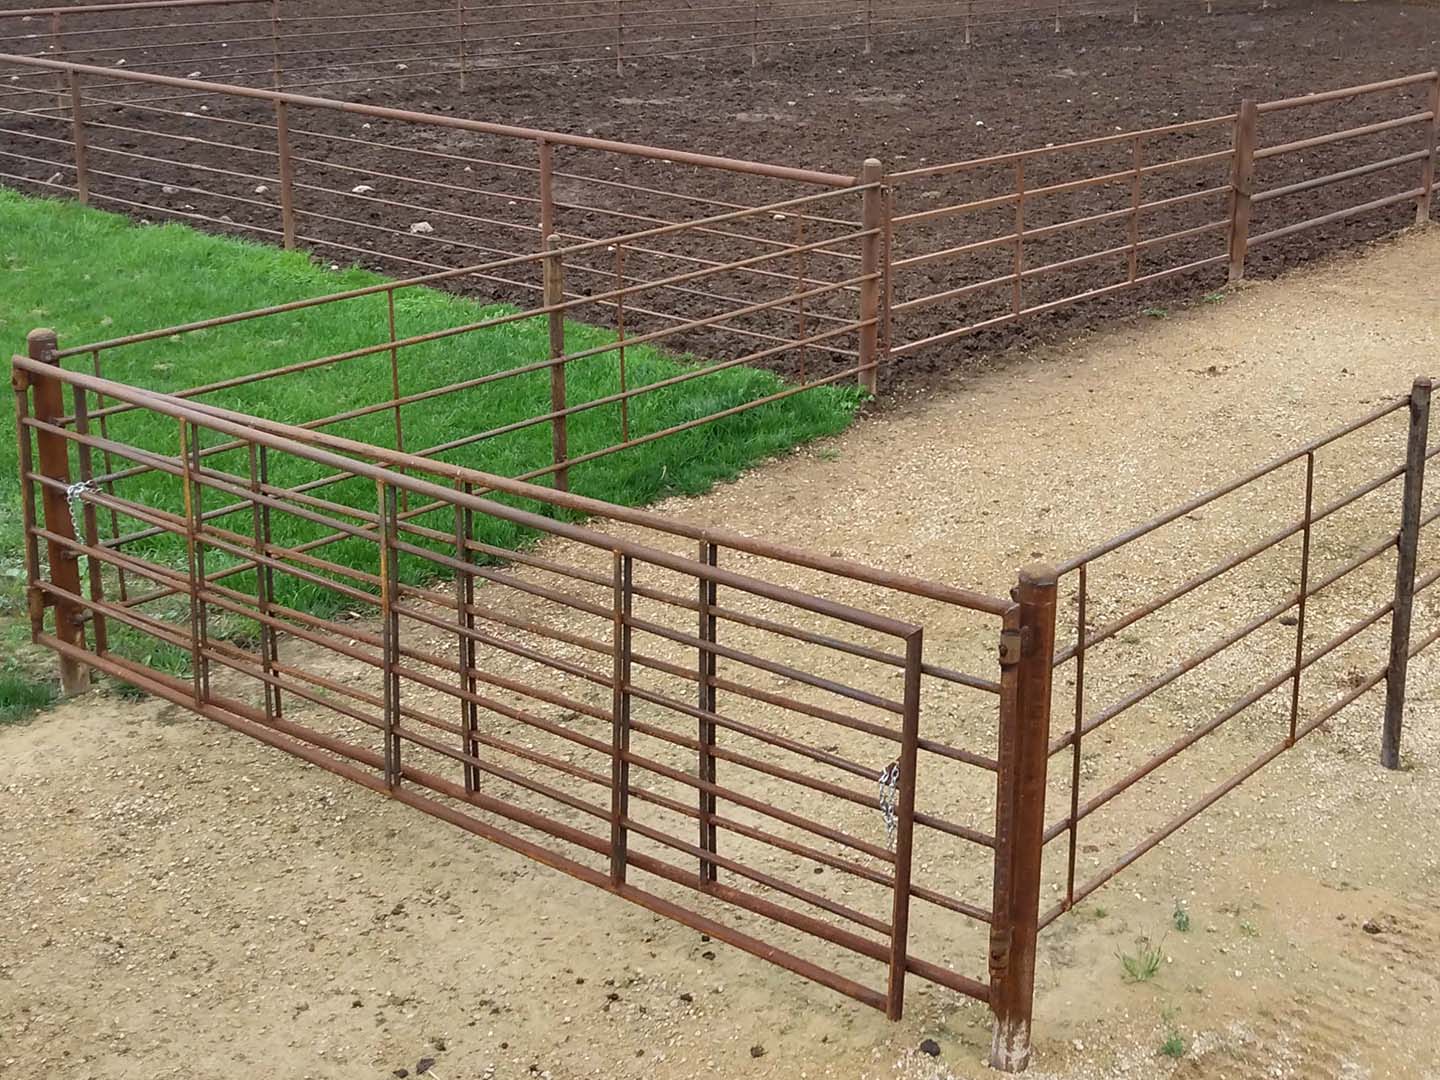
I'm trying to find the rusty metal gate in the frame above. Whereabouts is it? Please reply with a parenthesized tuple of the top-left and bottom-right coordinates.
(12, 336, 1436, 1071)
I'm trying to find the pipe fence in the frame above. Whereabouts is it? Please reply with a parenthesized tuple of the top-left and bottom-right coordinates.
(13, 335, 1436, 1071)
(0, 0, 1280, 93)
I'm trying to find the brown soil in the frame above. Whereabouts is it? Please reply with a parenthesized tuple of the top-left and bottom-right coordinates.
(5, 2, 1440, 390)
(4, 229, 1440, 1080)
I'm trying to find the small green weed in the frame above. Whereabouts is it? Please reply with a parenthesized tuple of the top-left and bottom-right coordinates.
(1172, 902, 1191, 933)
(1118, 936, 1164, 982)
(1142, 306, 1169, 318)
(1160, 1032, 1185, 1058)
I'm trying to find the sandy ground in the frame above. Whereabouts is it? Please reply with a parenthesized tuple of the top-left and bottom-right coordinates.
(6, 230, 1440, 1080)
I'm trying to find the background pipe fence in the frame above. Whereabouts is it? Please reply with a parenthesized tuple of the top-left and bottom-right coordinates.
(0, 0, 1286, 94)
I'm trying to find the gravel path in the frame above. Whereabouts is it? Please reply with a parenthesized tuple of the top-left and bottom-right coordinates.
(4, 231, 1440, 1079)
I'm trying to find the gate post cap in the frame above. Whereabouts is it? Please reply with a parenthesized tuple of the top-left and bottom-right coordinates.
(26, 328, 60, 362)
(1018, 562, 1058, 589)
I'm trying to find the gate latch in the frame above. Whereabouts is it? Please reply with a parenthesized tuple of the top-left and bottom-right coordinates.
(998, 628, 1023, 666)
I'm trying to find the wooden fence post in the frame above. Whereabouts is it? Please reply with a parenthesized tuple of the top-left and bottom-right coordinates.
(1227, 98, 1258, 283)
(544, 236, 569, 492)
(1382, 377, 1431, 770)
(26, 329, 90, 697)
(989, 564, 1057, 1072)
(858, 158, 883, 395)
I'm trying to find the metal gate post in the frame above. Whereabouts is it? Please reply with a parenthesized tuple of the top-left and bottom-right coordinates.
(857, 158, 883, 395)
(989, 564, 1057, 1072)
(24, 329, 90, 696)
(1383, 377, 1431, 769)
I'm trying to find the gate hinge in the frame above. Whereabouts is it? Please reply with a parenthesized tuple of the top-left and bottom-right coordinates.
(26, 584, 48, 622)
(998, 628, 1024, 666)
(989, 924, 1012, 977)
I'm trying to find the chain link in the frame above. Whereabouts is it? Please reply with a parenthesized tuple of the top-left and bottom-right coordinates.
(878, 760, 900, 850)
(64, 480, 96, 572)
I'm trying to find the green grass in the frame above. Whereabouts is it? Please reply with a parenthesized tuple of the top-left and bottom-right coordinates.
(1, 189, 861, 689)
(1118, 936, 1164, 983)
(0, 666, 55, 724)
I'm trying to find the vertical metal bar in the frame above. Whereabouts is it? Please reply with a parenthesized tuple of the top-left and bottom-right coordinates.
(1228, 99, 1258, 284)
(857, 158, 883, 394)
(881, 185, 894, 358)
(71, 389, 107, 656)
(792, 213, 809, 384)
(26, 329, 88, 696)
(178, 419, 210, 706)
(750, 0, 759, 66)
(454, 481, 480, 793)
(610, 551, 633, 884)
(965, 0, 973, 45)
(270, 0, 282, 89)
(1012, 159, 1025, 315)
(696, 540, 718, 883)
(1127, 136, 1142, 283)
(538, 139, 555, 245)
(989, 565, 1058, 1073)
(274, 100, 296, 250)
(68, 72, 89, 205)
(1383, 377, 1432, 769)
(50, 13, 65, 112)
(615, 0, 625, 74)
(386, 286, 407, 509)
(885, 628, 924, 1020)
(1288, 452, 1314, 747)
(12, 356, 43, 644)
(613, 243, 629, 442)
(89, 348, 126, 603)
(456, 0, 468, 91)
(378, 480, 403, 788)
(1417, 73, 1440, 226)
(258, 444, 282, 719)
(1065, 563, 1086, 909)
(545, 235, 569, 492)
(247, 443, 280, 725)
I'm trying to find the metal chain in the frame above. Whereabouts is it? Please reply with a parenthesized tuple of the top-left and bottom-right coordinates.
(878, 760, 900, 850)
(64, 480, 96, 572)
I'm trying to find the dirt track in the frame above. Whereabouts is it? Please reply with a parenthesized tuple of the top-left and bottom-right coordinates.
(4, 230, 1440, 1079)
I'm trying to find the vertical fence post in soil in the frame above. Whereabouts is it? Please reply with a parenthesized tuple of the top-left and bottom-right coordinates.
(67, 72, 89, 205)
(1382, 377, 1431, 770)
(885, 629, 924, 1020)
(49, 13, 65, 112)
(858, 158, 883, 394)
(965, 0, 973, 45)
(456, 0, 468, 91)
(270, 0, 282, 89)
(1417, 73, 1440, 226)
(864, 0, 873, 56)
(25, 329, 90, 696)
(544, 235, 569, 492)
(750, 0, 759, 66)
(610, 551, 633, 884)
(274, 100, 296, 250)
(697, 541, 719, 883)
(1228, 98, 1258, 283)
(989, 564, 1057, 1073)
(616, 0, 625, 74)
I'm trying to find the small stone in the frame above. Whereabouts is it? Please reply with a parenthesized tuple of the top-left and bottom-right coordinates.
(430, 1036, 446, 1051)
(393, 1071, 408, 1079)
(701, 950, 716, 960)
(679, 992, 693, 1003)
(750, 1045, 766, 1059)
(919, 1038, 941, 1057)
(416, 1058, 435, 1075)
(409, 221, 435, 235)
(1362, 919, 1384, 935)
